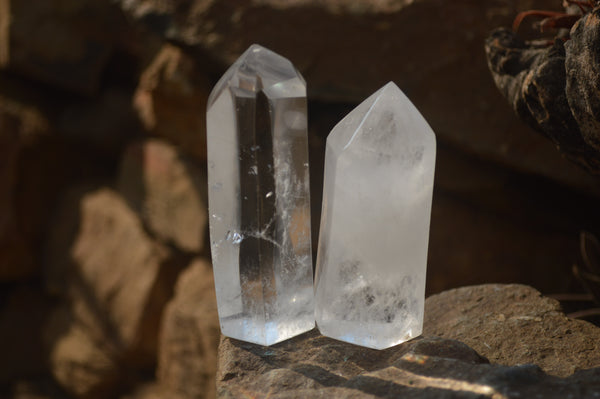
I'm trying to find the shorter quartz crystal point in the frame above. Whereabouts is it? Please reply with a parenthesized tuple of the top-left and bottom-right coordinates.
(314, 82, 436, 350)
(207, 44, 314, 346)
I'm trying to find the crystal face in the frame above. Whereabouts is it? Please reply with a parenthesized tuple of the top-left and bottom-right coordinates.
(314, 82, 436, 350)
(207, 44, 314, 346)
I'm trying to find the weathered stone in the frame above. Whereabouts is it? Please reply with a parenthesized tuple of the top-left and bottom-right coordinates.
(17, 135, 116, 279)
(0, 104, 20, 238)
(121, 383, 186, 399)
(59, 87, 142, 154)
(69, 189, 175, 363)
(117, 139, 207, 254)
(217, 332, 482, 398)
(157, 258, 219, 399)
(424, 284, 600, 377)
(44, 185, 186, 385)
(485, 26, 600, 174)
(565, 7, 600, 153)
(134, 44, 211, 162)
(0, 0, 123, 94)
(10, 378, 70, 399)
(486, 4, 600, 175)
(0, 0, 8, 66)
(118, 0, 600, 195)
(44, 300, 121, 399)
(0, 285, 54, 384)
(217, 285, 600, 398)
(0, 91, 47, 281)
(0, 74, 121, 283)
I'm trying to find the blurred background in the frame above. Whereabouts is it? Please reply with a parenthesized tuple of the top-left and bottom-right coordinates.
(1, 0, 600, 398)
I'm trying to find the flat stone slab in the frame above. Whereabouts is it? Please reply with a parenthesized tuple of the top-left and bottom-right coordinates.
(217, 284, 600, 398)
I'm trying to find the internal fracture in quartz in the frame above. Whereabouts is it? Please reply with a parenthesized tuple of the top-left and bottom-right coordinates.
(314, 82, 436, 350)
(206, 44, 314, 346)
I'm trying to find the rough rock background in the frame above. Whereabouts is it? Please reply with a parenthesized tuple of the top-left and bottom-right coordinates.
(1, 0, 600, 397)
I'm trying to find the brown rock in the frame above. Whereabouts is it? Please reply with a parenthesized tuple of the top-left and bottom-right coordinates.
(121, 383, 186, 399)
(0, 91, 47, 281)
(157, 258, 219, 399)
(0, 0, 121, 94)
(134, 44, 211, 162)
(423, 284, 600, 377)
(0, 74, 119, 283)
(118, 0, 600, 195)
(44, 186, 188, 395)
(46, 187, 184, 362)
(10, 378, 70, 399)
(117, 139, 208, 254)
(0, 0, 8, 66)
(216, 285, 600, 398)
(71, 188, 179, 361)
(59, 87, 142, 154)
(16, 134, 115, 278)
(44, 300, 120, 399)
(0, 103, 19, 237)
(0, 285, 54, 384)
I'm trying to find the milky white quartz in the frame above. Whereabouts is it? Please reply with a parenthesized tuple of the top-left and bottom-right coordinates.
(314, 82, 436, 349)
(206, 44, 314, 346)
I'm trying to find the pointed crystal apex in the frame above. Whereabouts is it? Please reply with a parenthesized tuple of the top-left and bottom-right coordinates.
(207, 44, 314, 346)
(315, 82, 436, 350)
(208, 44, 305, 108)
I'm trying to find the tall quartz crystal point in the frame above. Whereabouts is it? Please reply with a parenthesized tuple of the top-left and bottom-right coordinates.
(206, 44, 314, 346)
(315, 82, 436, 350)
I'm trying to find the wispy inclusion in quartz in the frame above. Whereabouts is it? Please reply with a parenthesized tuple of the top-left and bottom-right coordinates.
(206, 44, 314, 346)
(315, 82, 436, 350)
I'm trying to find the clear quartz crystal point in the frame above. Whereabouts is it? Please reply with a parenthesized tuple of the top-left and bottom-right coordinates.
(206, 44, 314, 346)
(314, 82, 436, 350)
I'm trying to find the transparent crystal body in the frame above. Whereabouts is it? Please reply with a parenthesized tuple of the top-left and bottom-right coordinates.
(314, 82, 436, 350)
(207, 44, 314, 346)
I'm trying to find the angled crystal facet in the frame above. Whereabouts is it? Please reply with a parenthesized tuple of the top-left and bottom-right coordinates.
(314, 82, 436, 350)
(207, 44, 314, 346)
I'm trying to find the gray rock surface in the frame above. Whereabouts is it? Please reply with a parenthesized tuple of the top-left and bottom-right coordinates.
(217, 284, 600, 398)
(424, 284, 600, 377)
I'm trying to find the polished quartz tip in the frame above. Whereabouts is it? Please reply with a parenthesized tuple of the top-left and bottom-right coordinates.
(314, 82, 436, 350)
(207, 44, 314, 346)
